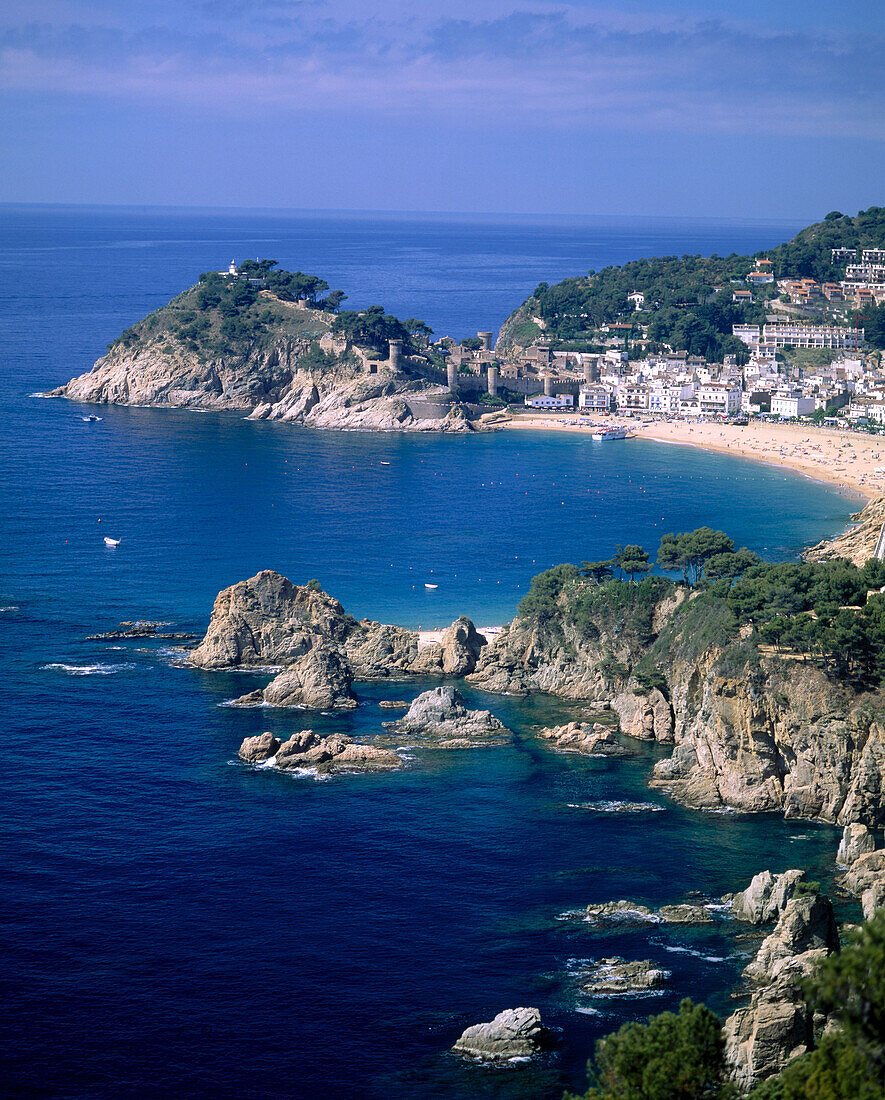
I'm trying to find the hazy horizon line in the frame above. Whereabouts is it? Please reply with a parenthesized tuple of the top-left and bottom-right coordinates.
(0, 200, 813, 227)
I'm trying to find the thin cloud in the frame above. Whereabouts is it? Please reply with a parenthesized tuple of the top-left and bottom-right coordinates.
(0, 3, 882, 138)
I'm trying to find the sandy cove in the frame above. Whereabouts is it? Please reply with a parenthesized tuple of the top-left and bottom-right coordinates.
(506, 414, 882, 501)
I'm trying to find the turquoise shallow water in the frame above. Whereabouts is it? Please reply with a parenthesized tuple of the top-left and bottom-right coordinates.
(0, 206, 859, 1098)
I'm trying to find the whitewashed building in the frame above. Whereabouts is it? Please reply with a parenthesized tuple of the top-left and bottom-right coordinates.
(578, 386, 612, 412)
(770, 390, 815, 418)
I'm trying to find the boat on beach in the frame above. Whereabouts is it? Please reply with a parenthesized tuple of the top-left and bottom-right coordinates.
(591, 427, 629, 441)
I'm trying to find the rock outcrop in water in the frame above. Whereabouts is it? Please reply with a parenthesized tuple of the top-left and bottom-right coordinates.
(451, 1007, 552, 1062)
(579, 958, 669, 997)
(559, 898, 713, 926)
(536, 721, 632, 756)
(238, 729, 402, 774)
(380, 686, 508, 748)
(726, 870, 807, 925)
(191, 572, 489, 706)
(232, 644, 357, 710)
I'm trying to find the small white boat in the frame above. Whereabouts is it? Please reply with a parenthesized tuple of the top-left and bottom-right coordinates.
(380, 461, 391, 466)
(424, 583, 438, 589)
(81, 415, 103, 422)
(103, 537, 121, 547)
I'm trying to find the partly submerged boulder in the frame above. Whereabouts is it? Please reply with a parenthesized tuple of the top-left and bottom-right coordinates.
(381, 686, 507, 746)
(452, 1007, 551, 1062)
(580, 957, 669, 997)
(237, 731, 281, 763)
(245, 729, 402, 775)
(259, 644, 356, 710)
(537, 721, 632, 756)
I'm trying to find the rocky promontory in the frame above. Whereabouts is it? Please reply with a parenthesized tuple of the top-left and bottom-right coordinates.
(45, 266, 488, 433)
(191, 571, 489, 698)
(723, 889, 841, 1091)
(467, 564, 885, 829)
(805, 496, 885, 566)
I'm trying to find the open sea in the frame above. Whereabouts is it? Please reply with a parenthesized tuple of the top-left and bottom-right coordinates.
(0, 206, 862, 1098)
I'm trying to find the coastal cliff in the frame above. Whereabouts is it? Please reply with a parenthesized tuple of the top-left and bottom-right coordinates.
(468, 563, 885, 827)
(805, 496, 885, 566)
(190, 561, 885, 827)
(47, 266, 480, 433)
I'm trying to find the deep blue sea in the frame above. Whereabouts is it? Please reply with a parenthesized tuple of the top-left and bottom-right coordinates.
(0, 206, 861, 1098)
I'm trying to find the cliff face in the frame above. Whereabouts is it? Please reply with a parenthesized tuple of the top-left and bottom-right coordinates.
(469, 581, 885, 827)
(650, 648, 885, 825)
(805, 497, 885, 566)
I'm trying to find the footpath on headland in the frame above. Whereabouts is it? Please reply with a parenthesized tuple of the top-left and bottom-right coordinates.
(505, 415, 880, 500)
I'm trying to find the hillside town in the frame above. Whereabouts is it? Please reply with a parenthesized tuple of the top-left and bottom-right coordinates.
(434, 247, 885, 427)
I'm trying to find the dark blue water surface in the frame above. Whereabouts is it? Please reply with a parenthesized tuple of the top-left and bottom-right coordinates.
(0, 207, 859, 1098)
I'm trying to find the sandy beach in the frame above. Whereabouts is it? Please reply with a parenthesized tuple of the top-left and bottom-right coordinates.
(506, 414, 882, 501)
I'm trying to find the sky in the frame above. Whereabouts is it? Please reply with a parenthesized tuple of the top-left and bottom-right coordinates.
(0, 0, 882, 218)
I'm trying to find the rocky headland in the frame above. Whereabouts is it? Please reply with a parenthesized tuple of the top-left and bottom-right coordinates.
(723, 883, 841, 1091)
(45, 267, 493, 433)
(466, 568, 885, 832)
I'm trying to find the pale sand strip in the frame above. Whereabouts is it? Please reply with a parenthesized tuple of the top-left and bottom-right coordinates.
(505, 414, 881, 501)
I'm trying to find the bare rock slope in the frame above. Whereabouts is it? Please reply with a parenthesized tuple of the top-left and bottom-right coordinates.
(190, 570, 490, 703)
(805, 496, 885, 566)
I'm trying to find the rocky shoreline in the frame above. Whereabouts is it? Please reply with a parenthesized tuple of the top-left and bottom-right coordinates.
(118, 561, 884, 1091)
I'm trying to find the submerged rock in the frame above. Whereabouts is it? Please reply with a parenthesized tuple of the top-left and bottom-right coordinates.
(87, 620, 196, 641)
(580, 957, 669, 996)
(381, 686, 508, 746)
(451, 1007, 551, 1062)
(570, 899, 713, 926)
